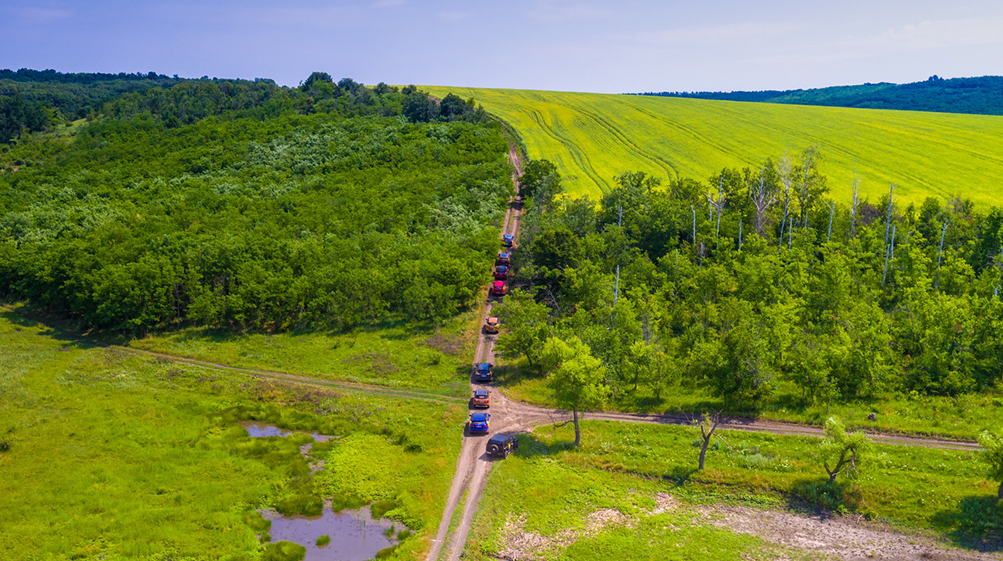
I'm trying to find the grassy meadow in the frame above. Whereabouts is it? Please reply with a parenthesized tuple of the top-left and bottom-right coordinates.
(127, 307, 483, 398)
(0, 304, 467, 560)
(465, 420, 1002, 560)
(425, 86, 1003, 207)
(494, 358, 1000, 441)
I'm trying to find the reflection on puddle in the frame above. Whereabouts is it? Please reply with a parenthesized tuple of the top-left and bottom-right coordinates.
(239, 421, 334, 442)
(265, 507, 397, 561)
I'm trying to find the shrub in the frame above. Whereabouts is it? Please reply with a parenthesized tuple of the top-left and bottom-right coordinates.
(371, 498, 401, 519)
(261, 541, 306, 561)
(316, 535, 330, 546)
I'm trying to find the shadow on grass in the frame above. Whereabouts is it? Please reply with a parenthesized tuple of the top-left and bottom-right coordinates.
(931, 495, 1003, 553)
(0, 304, 107, 350)
(785, 478, 861, 516)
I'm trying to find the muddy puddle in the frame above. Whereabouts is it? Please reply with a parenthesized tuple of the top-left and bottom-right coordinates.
(264, 507, 397, 561)
(239, 421, 334, 442)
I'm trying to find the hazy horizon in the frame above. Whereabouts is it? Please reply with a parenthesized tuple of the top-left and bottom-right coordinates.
(3, 1, 1002, 94)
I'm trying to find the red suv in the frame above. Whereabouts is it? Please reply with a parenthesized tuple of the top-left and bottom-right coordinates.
(491, 281, 505, 296)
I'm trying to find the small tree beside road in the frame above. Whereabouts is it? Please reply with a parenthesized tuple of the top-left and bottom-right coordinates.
(978, 429, 1003, 500)
(541, 336, 610, 447)
(820, 416, 870, 483)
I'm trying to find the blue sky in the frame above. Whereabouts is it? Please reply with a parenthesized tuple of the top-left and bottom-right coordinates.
(2, 0, 1002, 93)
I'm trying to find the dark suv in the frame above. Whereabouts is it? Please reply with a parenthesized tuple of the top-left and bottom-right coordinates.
(486, 433, 519, 458)
(474, 363, 493, 383)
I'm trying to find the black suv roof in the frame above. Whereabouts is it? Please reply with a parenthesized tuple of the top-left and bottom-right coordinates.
(488, 433, 516, 445)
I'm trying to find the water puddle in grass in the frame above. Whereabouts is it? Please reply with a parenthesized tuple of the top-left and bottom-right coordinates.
(239, 421, 334, 442)
(264, 507, 397, 561)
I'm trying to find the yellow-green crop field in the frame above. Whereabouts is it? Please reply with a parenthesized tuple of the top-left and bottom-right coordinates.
(425, 86, 1003, 207)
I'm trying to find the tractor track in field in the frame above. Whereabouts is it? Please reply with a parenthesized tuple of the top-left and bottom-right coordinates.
(108, 346, 464, 404)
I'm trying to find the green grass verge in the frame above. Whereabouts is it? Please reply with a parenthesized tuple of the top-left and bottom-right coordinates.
(0, 305, 465, 560)
(466, 419, 1001, 559)
(467, 425, 827, 560)
(426, 86, 1003, 208)
(494, 358, 998, 440)
(123, 308, 482, 398)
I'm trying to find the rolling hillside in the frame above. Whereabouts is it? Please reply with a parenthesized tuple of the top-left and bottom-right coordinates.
(425, 86, 1003, 207)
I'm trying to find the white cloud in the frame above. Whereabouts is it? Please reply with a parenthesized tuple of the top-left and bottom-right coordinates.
(624, 21, 802, 46)
(527, 1, 610, 24)
(842, 16, 1003, 49)
(749, 52, 869, 65)
(439, 11, 470, 21)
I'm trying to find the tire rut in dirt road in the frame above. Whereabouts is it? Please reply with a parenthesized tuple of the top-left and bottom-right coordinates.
(429, 143, 525, 561)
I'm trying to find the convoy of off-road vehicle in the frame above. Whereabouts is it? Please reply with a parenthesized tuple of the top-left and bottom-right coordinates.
(469, 234, 520, 457)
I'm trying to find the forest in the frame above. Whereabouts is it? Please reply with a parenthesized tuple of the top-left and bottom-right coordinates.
(644, 75, 1003, 116)
(499, 152, 1003, 407)
(0, 72, 509, 333)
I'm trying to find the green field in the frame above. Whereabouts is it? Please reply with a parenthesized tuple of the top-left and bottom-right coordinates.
(466, 420, 1002, 560)
(425, 86, 1003, 207)
(0, 304, 468, 560)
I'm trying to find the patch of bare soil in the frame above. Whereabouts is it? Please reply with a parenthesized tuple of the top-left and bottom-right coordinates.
(497, 509, 633, 561)
(654, 493, 1002, 561)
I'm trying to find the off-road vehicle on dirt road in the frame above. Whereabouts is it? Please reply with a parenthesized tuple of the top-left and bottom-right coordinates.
(468, 412, 490, 434)
(490, 281, 506, 297)
(486, 433, 519, 457)
(474, 362, 493, 383)
(472, 388, 490, 408)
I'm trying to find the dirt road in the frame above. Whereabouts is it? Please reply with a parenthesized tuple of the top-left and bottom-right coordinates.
(426, 144, 529, 561)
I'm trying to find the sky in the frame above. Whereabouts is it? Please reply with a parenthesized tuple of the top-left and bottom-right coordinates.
(2, 0, 1002, 94)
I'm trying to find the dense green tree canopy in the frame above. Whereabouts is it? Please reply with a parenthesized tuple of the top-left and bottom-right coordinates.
(0, 75, 508, 333)
(504, 153, 1003, 412)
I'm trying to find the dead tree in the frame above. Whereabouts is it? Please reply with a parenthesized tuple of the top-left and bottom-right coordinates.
(697, 412, 722, 470)
(748, 166, 778, 237)
(708, 177, 727, 248)
(935, 220, 951, 289)
(883, 184, 896, 250)
(777, 153, 794, 249)
(849, 171, 862, 237)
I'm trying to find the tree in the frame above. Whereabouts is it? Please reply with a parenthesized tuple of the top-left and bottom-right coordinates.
(541, 336, 610, 447)
(819, 417, 870, 483)
(520, 159, 559, 198)
(493, 289, 551, 367)
(978, 429, 1003, 500)
(696, 411, 722, 470)
(746, 161, 779, 237)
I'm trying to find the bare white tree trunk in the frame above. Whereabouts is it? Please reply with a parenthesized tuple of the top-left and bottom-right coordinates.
(850, 171, 862, 237)
(935, 221, 951, 289)
(748, 167, 777, 237)
(826, 200, 835, 243)
(777, 153, 793, 249)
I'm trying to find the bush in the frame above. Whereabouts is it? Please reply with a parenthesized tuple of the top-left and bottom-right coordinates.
(316, 534, 330, 546)
(275, 495, 323, 517)
(261, 541, 306, 561)
(370, 497, 401, 519)
(241, 509, 271, 533)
